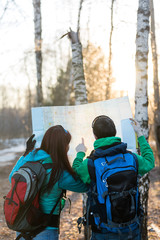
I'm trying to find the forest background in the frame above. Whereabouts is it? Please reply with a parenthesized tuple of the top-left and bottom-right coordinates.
(0, 0, 159, 140)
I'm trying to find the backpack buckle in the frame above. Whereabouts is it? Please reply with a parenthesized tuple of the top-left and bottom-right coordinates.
(102, 190, 108, 198)
(101, 162, 106, 166)
(77, 217, 86, 233)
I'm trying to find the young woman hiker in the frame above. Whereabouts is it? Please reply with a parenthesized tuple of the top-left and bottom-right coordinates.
(9, 125, 88, 240)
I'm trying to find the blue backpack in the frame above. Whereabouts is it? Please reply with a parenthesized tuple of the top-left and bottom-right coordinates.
(86, 143, 143, 238)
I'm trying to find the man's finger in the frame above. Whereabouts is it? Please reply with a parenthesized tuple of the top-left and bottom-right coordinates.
(129, 118, 134, 122)
(130, 118, 137, 125)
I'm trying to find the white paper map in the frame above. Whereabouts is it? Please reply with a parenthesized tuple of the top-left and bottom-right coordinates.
(31, 96, 136, 163)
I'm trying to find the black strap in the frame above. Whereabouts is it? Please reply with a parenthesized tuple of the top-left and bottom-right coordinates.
(43, 214, 60, 227)
(88, 158, 96, 182)
(15, 190, 65, 240)
(50, 190, 65, 216)
(16, 233, 31, 240)
(42, 163, 53, 170)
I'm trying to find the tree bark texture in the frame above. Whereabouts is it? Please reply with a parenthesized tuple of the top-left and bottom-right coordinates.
(135, 1, 150, 239)
(72, 43, 88, 105)
(33, 0, 43, 106)
(150, 0, 160, 161)
(65, 67, 73, 106)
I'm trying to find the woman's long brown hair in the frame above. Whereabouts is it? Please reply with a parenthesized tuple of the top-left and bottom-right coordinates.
(39, 125, 76, 191)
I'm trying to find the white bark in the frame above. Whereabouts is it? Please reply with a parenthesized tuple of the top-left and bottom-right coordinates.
(135, 1, 150, 239)
(66, 66, 73, 106)
(72, 43, 88, 105)
(33, 0, 43, 106)
(135, 0, 150, 138)
(150, 0, 160, 160)
(66, 0, 85, 106)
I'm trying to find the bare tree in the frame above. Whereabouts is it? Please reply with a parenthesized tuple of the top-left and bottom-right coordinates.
(68, 26, 87, 105)
(106, 0, 115, 100)
(68, 30, 88, 240)
(135, 0, 150, 239)
(150, 0, 160, 161)
(23, 54, 33, 135)
(65, 0, 84, 106)
(0, 0, 10, 21)
(33, 0, 43, 106)
(72, 42, 88, 104)
(77, 0, 84, 36)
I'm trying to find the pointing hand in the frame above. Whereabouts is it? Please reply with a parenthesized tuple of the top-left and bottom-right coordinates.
(75, 138, 87, 153)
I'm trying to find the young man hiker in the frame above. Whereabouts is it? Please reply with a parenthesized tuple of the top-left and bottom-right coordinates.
(72, 116, 155, 240)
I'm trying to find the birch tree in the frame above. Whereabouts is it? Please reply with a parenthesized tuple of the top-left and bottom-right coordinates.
(77, 0, 84, 36)
(24, 54, 32, 135)
(33, 0, 43, 106)
(69, 32, 87, 105)
(150, 0, 160, 161)
(65, 0, 84, 105)
(135, 0, 150, 239)
(65, 54, 73, 106)
(106, 0, 115, 100)
(68, 30, 88, 240)
(0, 0, 10, 21)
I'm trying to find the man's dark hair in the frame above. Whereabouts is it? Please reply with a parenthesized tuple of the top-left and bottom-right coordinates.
(92, 115, 116, 139)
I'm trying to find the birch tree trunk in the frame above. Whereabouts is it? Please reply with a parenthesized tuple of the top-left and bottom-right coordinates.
(66, 0, 84, 106)
(72, 43, 88, 239)
(77, 0, 84, 36)
(69, 30, 88, 239)
(135, 1, 150, 239)
(72, 43, 88, 105)
(33, 0, 43, 106)
(65, 67, 73, 106)
(106, 0, 115, 100)
(150, 0, 160, 161)
(75, 1, 88, 234)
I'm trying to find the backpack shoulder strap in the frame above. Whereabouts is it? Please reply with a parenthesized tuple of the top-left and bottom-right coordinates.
(40, 157, 53, 170)
(87, 150, 99, 182)
(88, 158, 96, 182)
(126, 151, 139, 173)
(49, 190, 66, 216)
(42, 163, 53, 170)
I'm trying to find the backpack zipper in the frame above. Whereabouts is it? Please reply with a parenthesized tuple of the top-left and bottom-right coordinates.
(101, 165, 137, 181)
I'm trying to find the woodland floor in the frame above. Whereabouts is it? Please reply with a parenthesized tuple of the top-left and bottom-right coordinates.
(0, 153, 160, 240)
